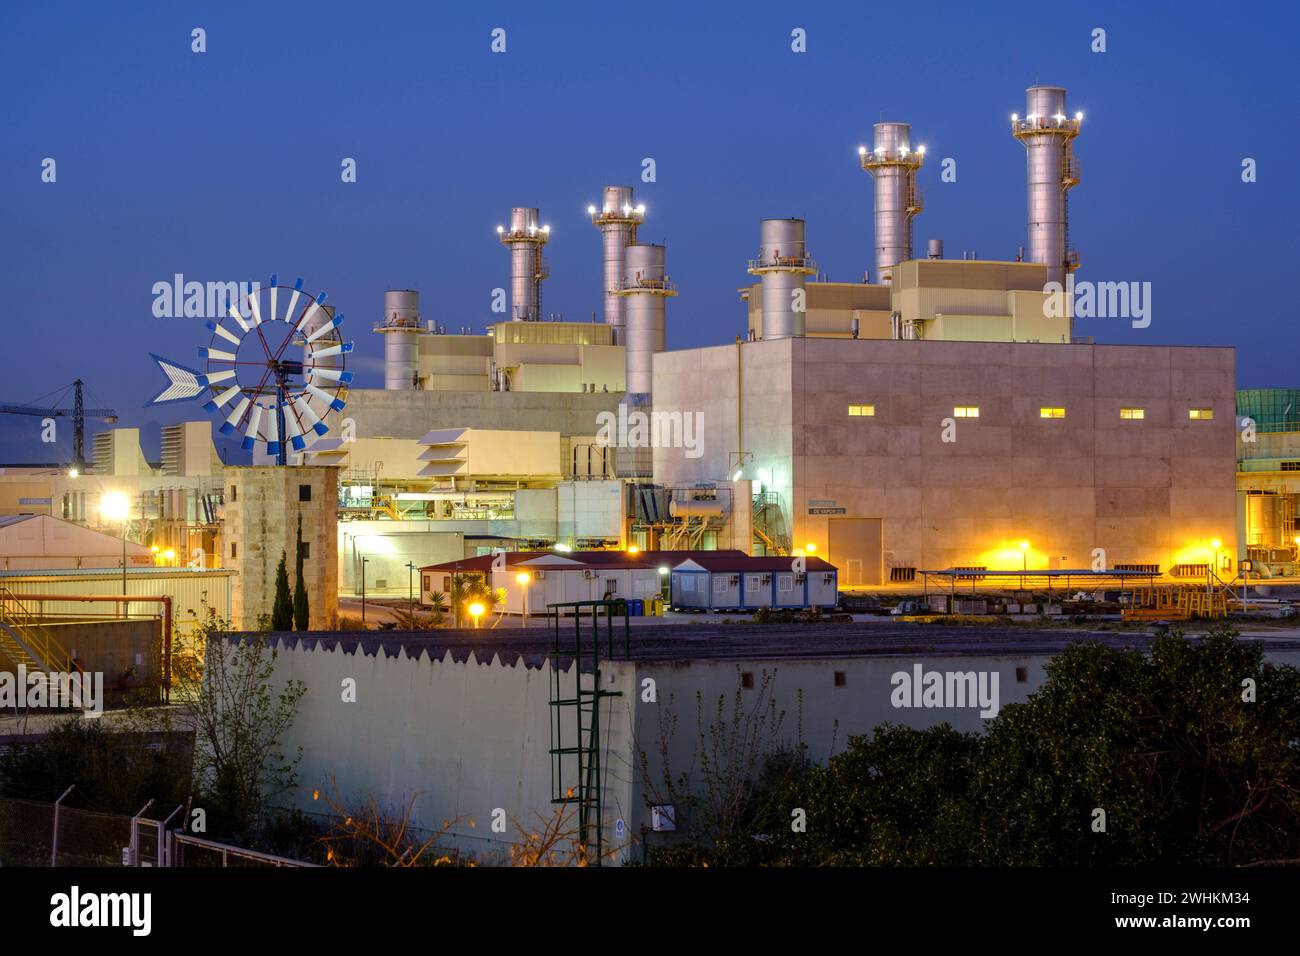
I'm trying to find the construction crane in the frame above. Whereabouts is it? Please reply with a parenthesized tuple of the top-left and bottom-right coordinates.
(0, 379, 118, 473)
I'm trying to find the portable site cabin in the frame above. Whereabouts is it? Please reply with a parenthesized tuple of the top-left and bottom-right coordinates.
(421, 550, 744, 616)
(670, 555, 838, 612)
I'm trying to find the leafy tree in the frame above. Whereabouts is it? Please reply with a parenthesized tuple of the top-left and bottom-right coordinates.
(272, 549, 293, 631)
(293, 513, 309, 631)
(184, 607, 307, 845)
(641, 627, 1300, 867)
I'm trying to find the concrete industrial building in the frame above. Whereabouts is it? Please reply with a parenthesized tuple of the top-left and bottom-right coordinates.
(1237, 388, 1300, 574)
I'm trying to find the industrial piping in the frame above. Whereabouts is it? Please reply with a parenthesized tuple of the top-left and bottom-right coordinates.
(497, 207, 550, 321)
(589, 186, 644, 345)
(860, 122, 925, 285)
(616, 244, 676, 396)
(747, 218, 816, 339)
(1012, 86, 1081, 287)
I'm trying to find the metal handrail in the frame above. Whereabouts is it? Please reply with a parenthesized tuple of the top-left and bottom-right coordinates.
(0, 586, 73, 672)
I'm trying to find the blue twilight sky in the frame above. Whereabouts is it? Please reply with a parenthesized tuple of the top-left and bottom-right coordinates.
(1, 0, 1297, 464)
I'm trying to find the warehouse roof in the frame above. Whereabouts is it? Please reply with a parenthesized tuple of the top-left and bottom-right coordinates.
(673, 554, 837, 573)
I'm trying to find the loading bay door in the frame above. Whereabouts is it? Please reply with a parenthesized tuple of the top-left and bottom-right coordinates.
(829, 517, 883, 586)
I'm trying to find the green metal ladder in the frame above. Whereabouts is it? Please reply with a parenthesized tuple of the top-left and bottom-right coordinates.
(546, 600, 630, 865)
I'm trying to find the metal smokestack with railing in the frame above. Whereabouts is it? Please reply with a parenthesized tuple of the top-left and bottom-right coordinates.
(1012, 86, 1082, 287)
(375, 290, 420, 390)
(616, 243, 676, 396)
(747, 218, 817, 339)
(588, 186, 644, 345)
(497, 207, 550, 321)
(860, 122, 925, 285)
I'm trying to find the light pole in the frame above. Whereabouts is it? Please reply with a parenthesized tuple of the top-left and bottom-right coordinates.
(1019, 539, 1030, 589)
(516, 572, 531, 628)
(100, 492, 130, 611)
(360, 556, 370, 626)
(406, 561, 417, 628)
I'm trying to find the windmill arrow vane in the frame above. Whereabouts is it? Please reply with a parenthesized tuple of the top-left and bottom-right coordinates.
(147, 274, 353, 464)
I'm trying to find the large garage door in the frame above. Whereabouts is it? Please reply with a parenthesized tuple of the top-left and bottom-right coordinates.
(829, 517, 883, 586)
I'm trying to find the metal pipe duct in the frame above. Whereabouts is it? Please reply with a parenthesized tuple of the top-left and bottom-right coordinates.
(589, 186, 643, 345)
(860, 122, 925, 285)
(747, 218, 817, 339)
(378, 290, 420, 390)
(927, 239, 944, 259)
(617, 244, 676, 396)
(1012, 85, 1082, 287)
(497, 207, 549, 321)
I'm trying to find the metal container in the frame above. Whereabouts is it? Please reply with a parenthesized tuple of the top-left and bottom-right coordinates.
(928, 238, 944, 259)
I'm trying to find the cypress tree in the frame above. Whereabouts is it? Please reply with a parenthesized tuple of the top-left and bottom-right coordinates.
(272, 549, 293, 631)
(293, 512, 310, 630)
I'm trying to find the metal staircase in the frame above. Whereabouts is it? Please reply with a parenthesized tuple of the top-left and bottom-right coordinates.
(752, 491, 790, 556)
(546, 600, 629, 866)
(0, 587, 72, 674)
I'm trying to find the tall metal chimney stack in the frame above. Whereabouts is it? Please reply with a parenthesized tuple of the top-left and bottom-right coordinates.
(497, 207, 550, 321)
(589, 186, 644, 345)
(617, 244, 676, 396)
(860, 122, 925, 285)
(376, 290, 420, 390)
(748, 218, 816, 339)
(1012, 86, 1082, 287)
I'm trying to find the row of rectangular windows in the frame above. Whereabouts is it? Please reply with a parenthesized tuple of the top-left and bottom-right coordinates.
(847, 405, 1215, 420)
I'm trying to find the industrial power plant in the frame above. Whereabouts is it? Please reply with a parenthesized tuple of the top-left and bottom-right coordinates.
(3, 74, 1299, 877)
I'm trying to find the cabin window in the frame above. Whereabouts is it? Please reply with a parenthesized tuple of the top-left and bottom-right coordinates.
(713, 576, 728, 594)
(777, 573, 794, 592)
(747, 576, 761, 592)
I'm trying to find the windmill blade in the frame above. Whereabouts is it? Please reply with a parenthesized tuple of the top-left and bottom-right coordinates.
(305, 367, 353, 384)
(202, 384, 242, 414)
(269, 274, 278, 323)
(283, 403, 306, 451)
(283, 277, 304, 330)
(198, 347, 238, 363)
(305, 382, 347, 412)
(247, 285, 264, 326)
(147, 354, 207, 404)
(219, 396, 251, 435)
(305, 313, 344, 344)
(295, 291, 328, 332)
(205, 320, 242, 347)
(266, 403, 281, 456)
(197, 369, 237, 387)
(293, 396, 329, 436)
(241, 402, 264, 451)
(310, 341, 354, 359)
(227, 297, 251, 332)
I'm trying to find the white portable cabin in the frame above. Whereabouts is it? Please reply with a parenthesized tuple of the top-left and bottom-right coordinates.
(672, 556, 839, 612)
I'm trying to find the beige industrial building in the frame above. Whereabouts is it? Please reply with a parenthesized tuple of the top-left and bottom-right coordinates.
(652, 338, 1237, 584)
(223, 466, 338, 629)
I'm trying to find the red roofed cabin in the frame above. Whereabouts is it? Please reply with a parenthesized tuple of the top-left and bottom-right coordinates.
(419, 550, 747, 616)
(670, 554, 839, 612)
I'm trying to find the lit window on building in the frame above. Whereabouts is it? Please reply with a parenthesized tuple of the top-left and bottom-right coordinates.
(1120, 407, 1145, 420)
(954, 406, 980, 418)
(1039, 407, 1065, 419)
(848, 404, 876, 417)
(1189, 407, 1214, 420)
